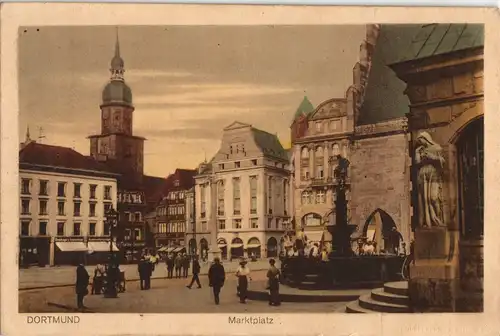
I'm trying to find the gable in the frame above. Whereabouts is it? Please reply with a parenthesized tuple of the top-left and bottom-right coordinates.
(223, 121, 252, 131)
(309, 99, 347, 120)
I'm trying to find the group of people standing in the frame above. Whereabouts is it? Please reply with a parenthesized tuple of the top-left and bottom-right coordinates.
(164, 252, 192, 279)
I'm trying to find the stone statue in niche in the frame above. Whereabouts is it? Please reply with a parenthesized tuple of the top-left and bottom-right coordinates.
(415, 132, 445, 228)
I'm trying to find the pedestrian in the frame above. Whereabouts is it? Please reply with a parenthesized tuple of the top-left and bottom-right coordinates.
(150, 252, 158, 272)
(138, 257, 149, 290)
(182, 253, 190, 278)
(186, 255, 202, 289)
(266, 259, 281, 306)
(91, 263, 105, 295)
(166, 253, 174, 279)
(235, 259, 251, 304)
(208, 257, 225, 305)
(174, 253, 183, 278)
(75, 261, 90, 311)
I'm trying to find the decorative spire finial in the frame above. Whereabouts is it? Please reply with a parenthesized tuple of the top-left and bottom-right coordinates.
(25, 125, 31, 142)
(110, 27, 125, 81)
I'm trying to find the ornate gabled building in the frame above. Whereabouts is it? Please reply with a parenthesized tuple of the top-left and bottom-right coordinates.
(87, 33, 166, 263)
(290, 24, 415, 251)
(193, 121, 291, 260)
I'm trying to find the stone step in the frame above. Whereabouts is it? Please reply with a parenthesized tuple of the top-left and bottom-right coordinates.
(358, 294, 410, 313)
(384, 281, 408, 296)
(371, 287, 409, 306)
(345, 300, 372, 313)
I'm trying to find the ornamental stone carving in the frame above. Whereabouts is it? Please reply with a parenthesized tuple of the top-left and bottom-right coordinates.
(415, 131, 446, 228)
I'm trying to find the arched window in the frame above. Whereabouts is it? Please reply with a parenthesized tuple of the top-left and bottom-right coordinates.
(332, 143, 340, 156)
(457, 117, 484, 238)
(315, 146, 324, 158)
(302, 191, 311, 204)
(316, 190, 325, 204)
(301, 147, 309, 159)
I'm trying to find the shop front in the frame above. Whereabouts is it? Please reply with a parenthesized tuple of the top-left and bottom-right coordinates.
(121, 241, 146, 263)
(53, 237, 89, 266)
(19, 236, 50, 268)
(87, 237, 120, 265)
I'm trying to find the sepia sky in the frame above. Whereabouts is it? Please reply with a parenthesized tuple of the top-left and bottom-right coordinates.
(19, 25, 366, 177)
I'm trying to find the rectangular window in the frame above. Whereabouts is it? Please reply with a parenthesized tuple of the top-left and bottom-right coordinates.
(219, 164, 225, 170)
(21, 221, 30, 236)
(217, 180, 225, 216)
(57, 182, 66, 197)
(124, 228, 131, 241)
(21, 178, 31, 194)
(218, 220, 226, 230)
(39, 180, 48, 196)
(201, 221, 207, 232)
(233, 219, 242, 229)
(39, 221, 47, 235)
(21, 199, 30, 215)
(159, 223, 167, 233)
(57, 222, 65, 236)
(39, 200, 48, 215)
(251, 159, 257, 166)
(73, 202, 81, 216)
(57, 201, 65, 216)
(134, 212, 142, 222)
(233, 177, 241, 215)
(268, 177, 273, 214)
(104, 223, 110, 235)
(268, 218, 273, 229)
(200, 184, 206, 218)
(104, 186, 112, 200)
(74, 183, 82, 198)
(235, 161, 241, 168)
(73, 222, 81, 236)
(179, 192, 185, 200)
(104, 203, 112, 214)
(317, 165, 324, 178)
(283, 180, 288, 216)
(89, 223, 96, 236)
(134, 228, 142, 240)
(89, 185, 97, 199)
(250, 218, 258, 229)
(250, 176, 257, 214)
(89, 203, 96, 217)
(301, 167, 309, 180)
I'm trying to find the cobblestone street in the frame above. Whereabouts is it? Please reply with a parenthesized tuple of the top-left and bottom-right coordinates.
(20, 270, 349, 313)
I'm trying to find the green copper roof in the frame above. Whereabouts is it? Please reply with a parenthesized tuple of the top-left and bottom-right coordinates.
(397, 24, 484, 63)
(252, 128, 288, 160)
(293, 96, 315, 121)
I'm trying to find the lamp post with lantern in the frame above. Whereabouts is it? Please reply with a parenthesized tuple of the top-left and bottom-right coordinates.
(104, 206, 119, 298)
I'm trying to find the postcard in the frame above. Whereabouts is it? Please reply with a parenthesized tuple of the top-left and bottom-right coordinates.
(1, 3, 499, 336)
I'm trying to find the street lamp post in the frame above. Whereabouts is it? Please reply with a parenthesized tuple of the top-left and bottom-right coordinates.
(207, 174, 221, 262)
(104, 207, 119, 298)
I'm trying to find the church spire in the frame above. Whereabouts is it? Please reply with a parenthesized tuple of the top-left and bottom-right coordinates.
(110, 28, 125, 81)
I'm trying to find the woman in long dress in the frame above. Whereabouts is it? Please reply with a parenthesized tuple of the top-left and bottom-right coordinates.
(415, 132, 446, 228)
(235, 260, 251, 303)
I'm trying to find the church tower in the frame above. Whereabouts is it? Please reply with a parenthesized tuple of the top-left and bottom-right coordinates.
(89, 31, 145, 176)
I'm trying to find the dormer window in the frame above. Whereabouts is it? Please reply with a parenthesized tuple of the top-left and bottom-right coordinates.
(174, 180, 180, 187)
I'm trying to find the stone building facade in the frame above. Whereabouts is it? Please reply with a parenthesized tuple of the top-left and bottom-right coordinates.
(290, 24, 414, 250)
(390, 23, 484, 312)
(193, 121, 291, 260)
(19, 141, 118, 267)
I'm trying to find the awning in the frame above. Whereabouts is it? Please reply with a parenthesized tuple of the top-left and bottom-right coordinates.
(304, 231, 324, 243)
(173, 247, 186, 253)
(246, 243, 261, 248)
(166, 247, 175, 253)
(231, 243, 243, 248)
(157, 246, 168, 252)
(88, 241, 119, 252)
(56, 241, 88, 252)
(218, 243, 227, 248)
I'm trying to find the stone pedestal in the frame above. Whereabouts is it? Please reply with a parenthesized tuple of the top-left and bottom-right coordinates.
(208, 245, 221, 262)
(409, 228, 459, 312)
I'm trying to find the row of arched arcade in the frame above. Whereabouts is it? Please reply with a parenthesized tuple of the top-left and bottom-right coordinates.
(187, 237, 280, 260)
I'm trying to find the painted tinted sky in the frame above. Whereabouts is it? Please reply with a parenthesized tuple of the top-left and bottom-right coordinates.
(19, 25, 366, 177)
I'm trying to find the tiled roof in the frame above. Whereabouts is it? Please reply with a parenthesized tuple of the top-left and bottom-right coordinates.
(251, 127, 288, 160)
(397, 24, 484, 63)
(292, 96, 315, 123)
(19, 142, 113, 174)
(357, 24, 421, 125)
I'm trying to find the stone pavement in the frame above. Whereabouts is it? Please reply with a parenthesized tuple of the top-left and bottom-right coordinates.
(19, 259, 276, 290)
(19, 270, 349, 314)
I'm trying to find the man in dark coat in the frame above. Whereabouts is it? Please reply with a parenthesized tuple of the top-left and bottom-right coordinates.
(174, 254, 183, 279)
(186, 255, 202, 289)
(138, 257, 149, 290)
(182, 253, 190, 278)
(166, 254, 174, 279)
(75, 263, 90, 310)
(208, 257, 225, 305)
